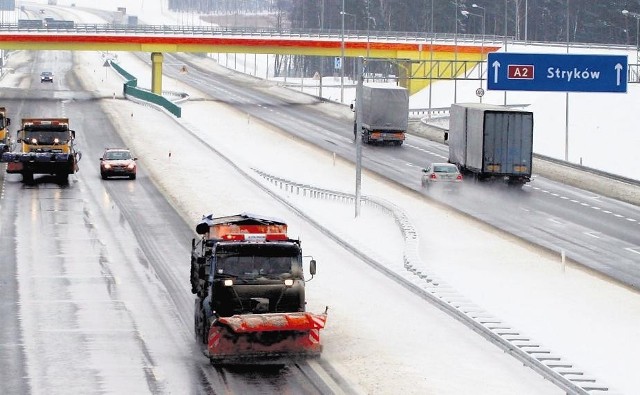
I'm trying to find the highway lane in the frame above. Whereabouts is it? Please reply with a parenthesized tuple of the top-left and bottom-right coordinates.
(0, 49, 353, 394)
(0, 49, 205, 392)
(164, 52, 640, 289)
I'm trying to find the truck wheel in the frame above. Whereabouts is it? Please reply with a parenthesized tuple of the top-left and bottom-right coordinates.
(56, 173, 69, 183)
(22, 171, 33, 183)
(194, 300, 207, 344)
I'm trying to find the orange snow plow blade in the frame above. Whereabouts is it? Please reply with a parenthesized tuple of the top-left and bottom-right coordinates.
(207, 312, 327, 364)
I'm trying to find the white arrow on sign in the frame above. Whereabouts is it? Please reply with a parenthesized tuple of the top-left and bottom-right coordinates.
(615, 63, 623, 86)
(492, 60, 501, 84)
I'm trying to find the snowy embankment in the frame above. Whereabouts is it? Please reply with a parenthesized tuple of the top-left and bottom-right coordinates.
(60, 55, 555, 394)
(65, 47, 639, 394)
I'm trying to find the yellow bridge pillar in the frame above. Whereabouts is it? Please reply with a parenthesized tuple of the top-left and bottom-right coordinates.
(151, 52, 163, 94)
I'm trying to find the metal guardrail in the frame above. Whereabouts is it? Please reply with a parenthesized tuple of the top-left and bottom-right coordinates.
(409, 103, 531, 118)
(1, 22, 637, 52)
(535, 153, 640, 188)
(253, 169, 610, 395)
(0, 23, 503, 43)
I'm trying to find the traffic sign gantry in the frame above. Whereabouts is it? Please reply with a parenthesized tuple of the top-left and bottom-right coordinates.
(487, 53, 628, 93)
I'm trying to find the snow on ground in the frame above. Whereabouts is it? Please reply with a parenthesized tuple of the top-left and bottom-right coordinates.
(69, 46, 638, 395)
(17, 1, 640, 394)
(66, 51, 561, 394)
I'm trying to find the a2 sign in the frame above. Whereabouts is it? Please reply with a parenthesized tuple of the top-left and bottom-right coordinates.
(487, 53, 628, 93)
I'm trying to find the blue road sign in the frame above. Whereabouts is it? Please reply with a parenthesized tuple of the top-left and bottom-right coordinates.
(487, 53, 627, 93)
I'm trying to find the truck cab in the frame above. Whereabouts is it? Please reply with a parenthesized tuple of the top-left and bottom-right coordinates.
(0, 108, 11, 152)
(1, 118, 80, 183)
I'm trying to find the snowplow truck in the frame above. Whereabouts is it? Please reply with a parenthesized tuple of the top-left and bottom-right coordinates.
(0, 107, 11, 152)
(190, 213, 327, 365)
(1, 118, 80, 183)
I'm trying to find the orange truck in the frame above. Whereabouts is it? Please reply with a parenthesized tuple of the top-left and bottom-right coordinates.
(190, 213, 327, 365)
(1, 118, 81, 182)
(0, 107, 11, 152)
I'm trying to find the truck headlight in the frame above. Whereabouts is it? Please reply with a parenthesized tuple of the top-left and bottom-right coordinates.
(30, 138, 38, 144)
(284, 279, 293, 287)
(223, 279, 233, 287)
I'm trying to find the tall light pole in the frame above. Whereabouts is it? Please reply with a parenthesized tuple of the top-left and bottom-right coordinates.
(340, 0, 345, 103)
(454, 0, 458, 104)
(341, 11, 357, 81)
(471, 4, 486, 103)
(622, 9, 640, 64)
(503, 0, 508, 105)
(565, 0, 570, 162)
(428, 0, 434, 119)
(366, 0, 371, 59)
(524, 0, 528, 43)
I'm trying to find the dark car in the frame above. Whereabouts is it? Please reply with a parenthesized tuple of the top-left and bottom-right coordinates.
(40, 71, 53, 83)
(100, 148, 137, 180)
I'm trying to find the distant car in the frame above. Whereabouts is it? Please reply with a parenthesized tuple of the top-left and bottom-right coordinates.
(100, 148, 137, 180)
(40, 71, 53, 83)
(421, 163, 462, 189)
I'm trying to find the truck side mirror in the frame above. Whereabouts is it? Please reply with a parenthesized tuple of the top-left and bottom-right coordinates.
(70, 130, 76, 139)
(6, 118, 10, 125)
(309, 259, 317, 275)
(349, 103, 354, 111)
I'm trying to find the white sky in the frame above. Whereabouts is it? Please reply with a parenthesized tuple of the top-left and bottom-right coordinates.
(21, 1, 640, 394)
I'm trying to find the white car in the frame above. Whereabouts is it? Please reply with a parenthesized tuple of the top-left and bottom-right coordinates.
(421, 163, 463, 189)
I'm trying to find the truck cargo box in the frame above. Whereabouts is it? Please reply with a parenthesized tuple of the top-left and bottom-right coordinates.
(360, 84, 409, 131)
(449, 103, 533, 184)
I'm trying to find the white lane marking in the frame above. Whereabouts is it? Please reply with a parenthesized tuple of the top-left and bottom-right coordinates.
(625, 247, 640, 255)
(584, 232, 601, 239)
(626, 218, 637, 222)
(548, 218, 562, 225)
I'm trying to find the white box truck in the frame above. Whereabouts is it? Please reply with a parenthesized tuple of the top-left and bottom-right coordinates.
(448, 103, 533, 186)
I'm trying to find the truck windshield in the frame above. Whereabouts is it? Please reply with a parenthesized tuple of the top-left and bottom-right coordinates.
(216, 254, 297, 279)
(25, 130, 69, 144)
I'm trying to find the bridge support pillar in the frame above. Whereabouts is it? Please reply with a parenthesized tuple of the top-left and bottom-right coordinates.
(151, 52, 163, 94)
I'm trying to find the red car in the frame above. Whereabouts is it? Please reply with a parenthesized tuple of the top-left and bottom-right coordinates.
(100, 148, 137, 180)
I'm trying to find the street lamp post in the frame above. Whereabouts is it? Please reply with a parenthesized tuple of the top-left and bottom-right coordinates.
(340, 0, 345, 103)
(622, 9, 640, 64)
(367, 16, 376, 59)
(503, 0, 508, 105)
(341, 11, 357, 83)
(454, 0, 458, 104)
(471, 4, 486, 103)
